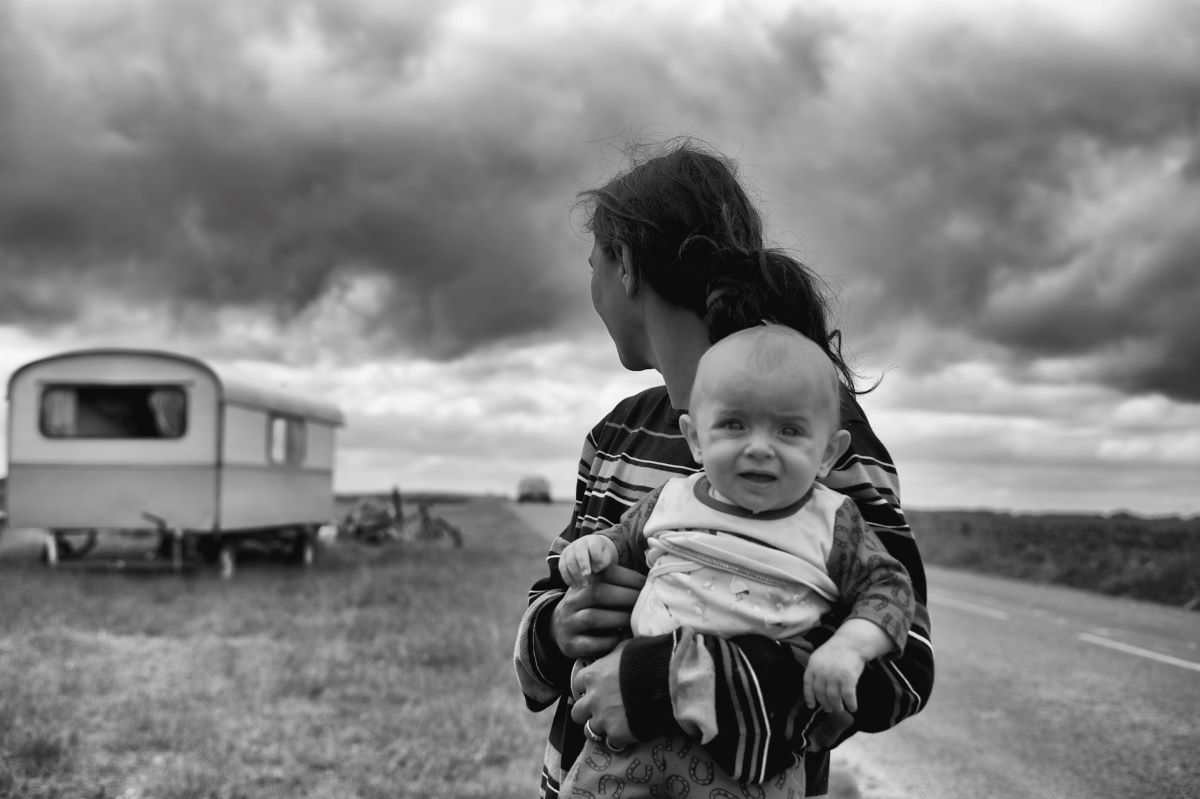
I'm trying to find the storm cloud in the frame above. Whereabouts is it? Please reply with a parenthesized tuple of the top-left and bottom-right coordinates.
(774, 1, 1200, 401)
(0, 0, 598, 357)
(1, 0, 1199, 404)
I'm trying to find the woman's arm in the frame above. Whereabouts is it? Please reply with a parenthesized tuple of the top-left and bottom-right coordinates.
(515, 528, 641, 709)
(820, 393, 934, 734)
(515, 434, 603, 709)
(514, 447, 659, 710)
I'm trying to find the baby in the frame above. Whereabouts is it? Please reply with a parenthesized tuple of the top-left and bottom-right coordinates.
(558, 325, 915, 797)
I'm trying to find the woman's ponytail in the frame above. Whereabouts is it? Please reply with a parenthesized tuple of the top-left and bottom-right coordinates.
(576, 138, 867, 393)
(697, 243, 860, 392)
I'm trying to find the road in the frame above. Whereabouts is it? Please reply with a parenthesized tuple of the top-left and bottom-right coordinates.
(505, 501, 1200, 799)
(835, 565, 1200, 799)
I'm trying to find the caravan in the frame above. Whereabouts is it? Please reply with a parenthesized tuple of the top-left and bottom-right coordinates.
(4, 348, 344, 575)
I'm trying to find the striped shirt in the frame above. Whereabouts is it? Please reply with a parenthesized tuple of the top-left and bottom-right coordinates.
(515, 385, 934, 797)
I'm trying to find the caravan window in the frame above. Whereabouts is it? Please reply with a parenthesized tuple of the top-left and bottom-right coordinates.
(40, 385, 188, 439)
(269, 415, 307, 464)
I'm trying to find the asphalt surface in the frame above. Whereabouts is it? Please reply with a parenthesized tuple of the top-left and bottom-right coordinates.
(835, 565, 1200, 799)
(506, 501, 1200, 799)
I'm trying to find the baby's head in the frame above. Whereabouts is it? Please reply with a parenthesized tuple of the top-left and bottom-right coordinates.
(680, 325, 851, 514)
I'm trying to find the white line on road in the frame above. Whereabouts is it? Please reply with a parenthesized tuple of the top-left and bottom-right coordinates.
(1078, 632, 1200, 674)
(930, 593, 1010, 620)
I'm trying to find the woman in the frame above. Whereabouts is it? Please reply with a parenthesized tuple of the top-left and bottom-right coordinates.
(514, 139, 934, 798)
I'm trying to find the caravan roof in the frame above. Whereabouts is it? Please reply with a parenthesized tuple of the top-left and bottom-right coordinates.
(6, 348, 345, 426)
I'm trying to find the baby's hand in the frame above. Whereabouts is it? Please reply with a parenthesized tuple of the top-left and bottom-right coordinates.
(558, 536, 618, 587)
(803, 641, 868, 714)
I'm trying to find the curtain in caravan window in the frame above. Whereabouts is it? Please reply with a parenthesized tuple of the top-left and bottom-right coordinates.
(286, 419, 307, 463)
(41, 388, 78, 436)
(147, 389, 186, 437)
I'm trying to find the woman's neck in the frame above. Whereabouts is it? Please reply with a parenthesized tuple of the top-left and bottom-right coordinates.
(643, 298, 710, 411)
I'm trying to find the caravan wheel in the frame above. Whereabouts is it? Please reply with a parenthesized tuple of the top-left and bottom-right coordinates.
(217, 544, 236, 579)
(288, 528, 316, 567)
(42, 533, 59, 568)
(300, 537, 315, 568)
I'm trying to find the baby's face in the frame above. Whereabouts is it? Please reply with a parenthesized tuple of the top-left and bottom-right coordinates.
(683, 340, 844, 514)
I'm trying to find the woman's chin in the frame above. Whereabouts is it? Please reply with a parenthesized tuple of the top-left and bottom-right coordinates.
(616, 352, 655, 372)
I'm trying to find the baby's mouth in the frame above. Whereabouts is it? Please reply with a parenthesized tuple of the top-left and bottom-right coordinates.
(739, 471, 776, 483)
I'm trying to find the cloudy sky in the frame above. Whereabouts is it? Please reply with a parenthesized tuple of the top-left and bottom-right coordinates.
(2, 0, 1198, 517)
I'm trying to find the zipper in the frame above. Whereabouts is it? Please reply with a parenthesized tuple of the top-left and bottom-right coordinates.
(654, 538, 801, 589)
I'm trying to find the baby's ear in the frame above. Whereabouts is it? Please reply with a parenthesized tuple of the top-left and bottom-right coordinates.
(818, 429, 852, 477)
(679, 413, 704, 464)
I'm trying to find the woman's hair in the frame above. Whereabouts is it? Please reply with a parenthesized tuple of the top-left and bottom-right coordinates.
(577, 137, 862, 392)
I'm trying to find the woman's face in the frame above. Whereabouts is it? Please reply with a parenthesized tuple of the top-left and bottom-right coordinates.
(589, 239, 650, 370)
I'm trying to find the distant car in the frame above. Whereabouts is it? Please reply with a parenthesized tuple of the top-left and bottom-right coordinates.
(517, 475, 551, 503)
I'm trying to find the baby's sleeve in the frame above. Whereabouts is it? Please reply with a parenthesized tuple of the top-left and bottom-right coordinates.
(826, 498, 915, 653)
(595, 483, 666, 574)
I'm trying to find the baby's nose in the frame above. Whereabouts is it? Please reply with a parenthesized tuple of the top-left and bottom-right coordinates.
(744, 433, 774, 457)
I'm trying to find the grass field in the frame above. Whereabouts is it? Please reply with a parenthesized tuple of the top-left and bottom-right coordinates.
(4, 493, 1193, 798)
(0, 499, 551, 799)
(908, 509, 1200, 609)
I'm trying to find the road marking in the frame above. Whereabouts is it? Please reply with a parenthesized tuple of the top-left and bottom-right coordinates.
(1078, 633, 1200, 674)
(930, 593, 1010, 620)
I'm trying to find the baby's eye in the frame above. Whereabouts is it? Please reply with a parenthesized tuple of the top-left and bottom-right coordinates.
(719, 419, 745, 431)
(780, 425, 805, 437)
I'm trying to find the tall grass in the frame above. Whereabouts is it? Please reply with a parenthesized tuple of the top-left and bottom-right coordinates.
(0, 499, 550, 799)
(909, 509, 1200, 609)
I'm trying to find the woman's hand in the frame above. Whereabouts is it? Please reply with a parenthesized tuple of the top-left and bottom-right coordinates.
(569, 640, 634, 750)
(550, 564, 644, 660)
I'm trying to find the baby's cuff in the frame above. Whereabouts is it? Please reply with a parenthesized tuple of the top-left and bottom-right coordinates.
(620, 633, 679, 741)
(529, 593, 575, 690)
